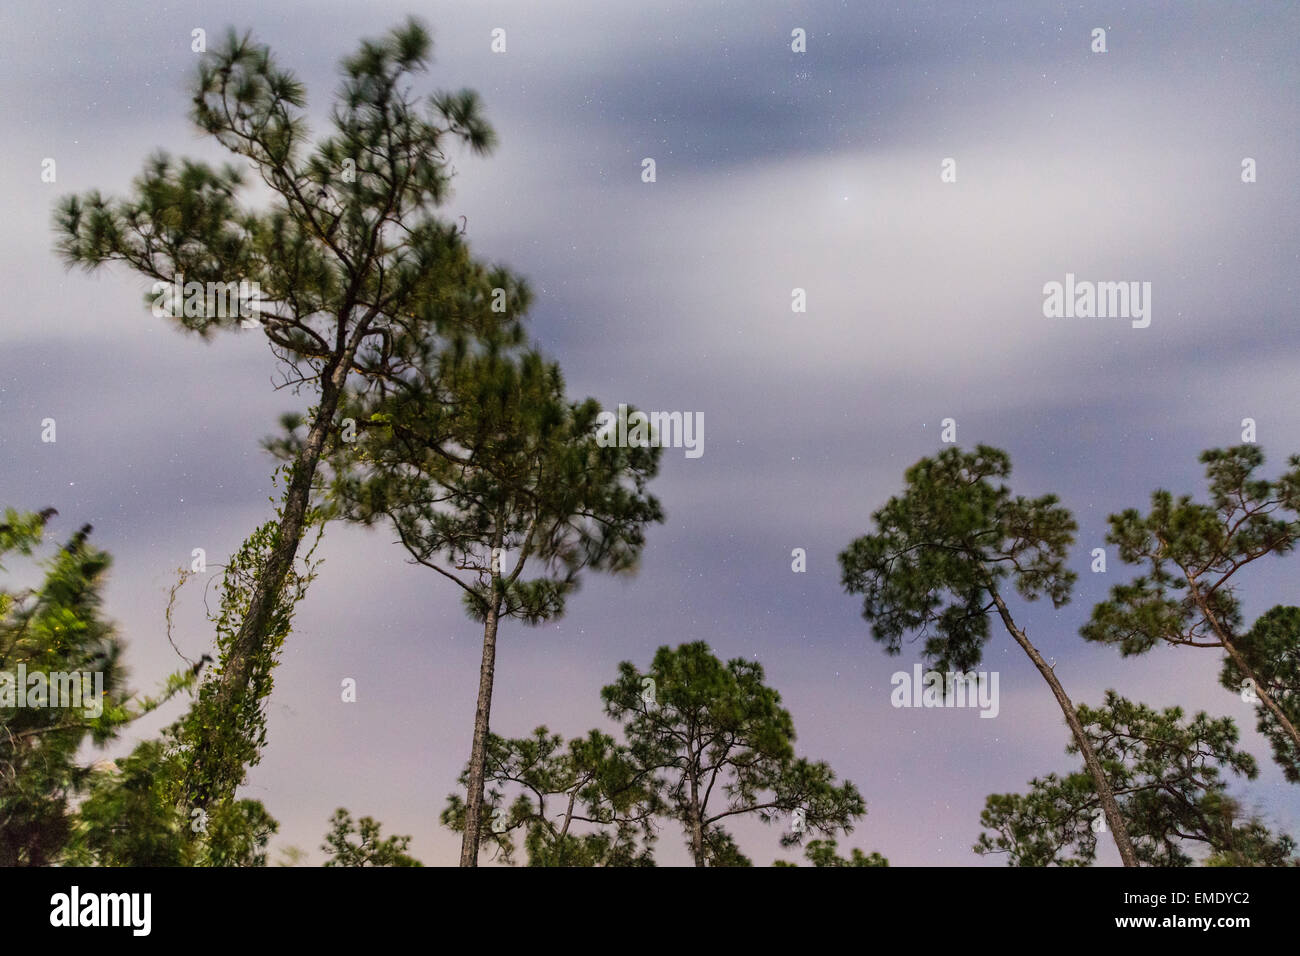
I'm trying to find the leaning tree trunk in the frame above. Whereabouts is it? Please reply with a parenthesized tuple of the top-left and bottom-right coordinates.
(185, 350, 353, 809)
(990, 590, 1140, 867)
(1189, 581, 1300, 760)
(460, 597, 502, 867)
(1219, 636, 1300, 755)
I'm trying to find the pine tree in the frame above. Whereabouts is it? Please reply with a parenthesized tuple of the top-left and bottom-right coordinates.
(321, 808, 422, 867)
(1218, 606, 1300, 782)
(0, 509, 193, 864)
(317, 346, 663, 865)
(54, 489, 316, 867)
(52, 18, 528, 810)
(975, 692, 1295, 866)
(773, 839, 888, 867)
(1082, 445, 1300, 776)
(838, 446, 1140, 866)
(602, 642, 867, 866)
(441, 727, 660, 866)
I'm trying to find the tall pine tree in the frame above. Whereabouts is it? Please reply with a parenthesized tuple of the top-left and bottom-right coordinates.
(1082, 445, 1300, 776)
(313, 345, 663, 865)
(53, 18, 528, 810)
(839, 446, 1140, 866)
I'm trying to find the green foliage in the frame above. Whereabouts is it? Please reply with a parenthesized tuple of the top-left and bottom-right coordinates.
(975, 692, 1295, 867)
(0, 510, 192, 865)
(322, 808, 422, 867)
(321, 347, 664, 626)
(54, 479, 313, 866)
(178, 472, 322, 809)
(1082, 446, 1300, 656)
(1219, 606, 1300, 782)
(275, 845, 308, 866)
(700, 828, 754, 867)
(602, 642, 866, 866)
(1, 502, 316, 868)
(839, 446, 1076, 672)
(441, 727, 659, 866)
(315, 338, 663, 865)
(202, 796, 279, 867)
(775, 839, 889, 867)
(803, 838, 888, 867)
(53, 20, 531, 821)
(839, 445, 1149, 865)
(1081, 446, 1300, 781)
(974, 780, 1099, 867)
(0, 507, 57, 564)
(67, 741, 277, 867)
(70, 744, 190, 866)
(54, 17, 523, 375)
(43, 495, 302, 867)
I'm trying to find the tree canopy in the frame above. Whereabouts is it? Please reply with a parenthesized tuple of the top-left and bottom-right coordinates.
(839, 446, 1139, 865)
(603, 642, 867, 866)
(1082, 445, 1300, 776)
(53, 17, 530, 812)
(975, 692, 1295, 867)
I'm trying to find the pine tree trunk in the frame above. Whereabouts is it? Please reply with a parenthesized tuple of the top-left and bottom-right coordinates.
(990, 590, 1140, 867)
(689, 808, 706, 865)
(1221, 638, 1300, 753)
(688, 754, 706, 865)
(1190, 583, 1300, 758)
(185, 353, 351, 809)
(460, 599, 501, 867)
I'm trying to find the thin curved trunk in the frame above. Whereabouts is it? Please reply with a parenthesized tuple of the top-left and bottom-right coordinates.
(1220, 638, 1300, 751)
(1188, 580, 1300, 758)
(460, 598, 501, 867)
(989, 590, 1140, 867)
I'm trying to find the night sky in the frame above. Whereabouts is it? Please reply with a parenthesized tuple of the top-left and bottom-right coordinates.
(2, 0, 1298, 865)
